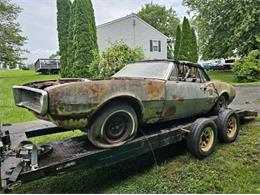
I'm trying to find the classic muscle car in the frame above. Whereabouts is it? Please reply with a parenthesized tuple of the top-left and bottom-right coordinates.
(13, 60, 236, 148)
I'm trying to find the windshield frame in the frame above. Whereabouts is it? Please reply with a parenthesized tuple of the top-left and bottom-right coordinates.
(112, 61, 174, 80)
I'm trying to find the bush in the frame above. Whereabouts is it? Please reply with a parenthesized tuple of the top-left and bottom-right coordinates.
(89, 42, 144, 79)
(232, 50, 260, 82)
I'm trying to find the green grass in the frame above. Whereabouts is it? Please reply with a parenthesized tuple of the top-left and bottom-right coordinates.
(0, 70, 259, 193)
(207, 71, 260, 86)
(0, 70, 82, 143)
(0, 70, 60, 124)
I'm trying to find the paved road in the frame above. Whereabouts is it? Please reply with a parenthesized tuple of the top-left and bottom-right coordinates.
(229, 86, 260, 114)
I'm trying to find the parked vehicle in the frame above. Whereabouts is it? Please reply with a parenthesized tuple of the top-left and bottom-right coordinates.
(201, 63, 213, 71)
(13, 60, 236, 148)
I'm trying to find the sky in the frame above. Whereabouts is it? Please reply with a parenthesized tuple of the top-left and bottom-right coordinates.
(12, 0, 189, 64)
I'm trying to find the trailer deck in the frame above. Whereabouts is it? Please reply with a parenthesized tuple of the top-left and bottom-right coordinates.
(0, 109, 257, 191)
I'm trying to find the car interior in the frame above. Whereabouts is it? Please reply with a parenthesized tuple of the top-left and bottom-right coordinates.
(169, 63, 207, 83)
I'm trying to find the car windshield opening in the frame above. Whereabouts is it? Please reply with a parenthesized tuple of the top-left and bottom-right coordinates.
(112, 62, 171, 80)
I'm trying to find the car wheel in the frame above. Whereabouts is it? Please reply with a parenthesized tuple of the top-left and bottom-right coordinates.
(216, 109, 240, 143)
(213, 95, 227, 114)
(187, 118, 217, 159)
(88, 102, 138, 148)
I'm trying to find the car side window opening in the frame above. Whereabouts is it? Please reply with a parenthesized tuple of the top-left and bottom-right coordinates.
(176, 64, 204, 83)
(169, 64, 178, 81)
(198, 69, 209, 83)
(177, 64, 185, 81)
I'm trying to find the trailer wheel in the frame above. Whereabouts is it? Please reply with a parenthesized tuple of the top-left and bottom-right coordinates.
(216, 109, 240, 143)
(187, 118, 217, 159)
(88, 103, 138, 148)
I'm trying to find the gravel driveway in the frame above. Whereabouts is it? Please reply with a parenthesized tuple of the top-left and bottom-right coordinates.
(229, 85, 260, 114)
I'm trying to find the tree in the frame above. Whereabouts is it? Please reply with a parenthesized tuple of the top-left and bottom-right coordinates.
(67, 0, 98, 78)
(89, 42, 144, 79)
(174, 25, 181, 60)
(57, 0, 71, 77)
(178, 17, 192, 61)
(190, 28, 198, 63)
(184, 0, 259, 59)
(137, 3, 180, 58)
(0, 0, 26, 69)
(49, 51, 60, 59)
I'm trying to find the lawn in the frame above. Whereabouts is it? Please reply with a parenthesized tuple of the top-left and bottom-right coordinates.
(0, 70, 259, 193)
(207, 71, 260, 86)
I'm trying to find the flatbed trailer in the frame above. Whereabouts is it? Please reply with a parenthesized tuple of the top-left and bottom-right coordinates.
(0, 109, 257, 191)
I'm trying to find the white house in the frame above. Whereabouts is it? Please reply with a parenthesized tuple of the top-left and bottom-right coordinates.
(97, 13, 168, 60)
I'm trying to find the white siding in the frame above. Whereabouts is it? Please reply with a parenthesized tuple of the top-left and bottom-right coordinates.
(97, 14, 168, 60)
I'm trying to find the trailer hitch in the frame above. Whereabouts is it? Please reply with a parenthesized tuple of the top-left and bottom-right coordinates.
(1, 140, 53, 190)
(16, 141, 53, 170)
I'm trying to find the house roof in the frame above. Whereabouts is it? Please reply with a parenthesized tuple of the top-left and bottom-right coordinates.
(97, 13, 168, 39)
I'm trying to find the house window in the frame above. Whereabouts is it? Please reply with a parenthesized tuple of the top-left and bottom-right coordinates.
(150, 40, 161, 52)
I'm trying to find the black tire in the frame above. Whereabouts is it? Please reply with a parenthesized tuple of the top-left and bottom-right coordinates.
(216, 109, 240, 143)
(212, 95, 228, 114)
(187, 118, 218, 159)
(88, 102, 138, 148)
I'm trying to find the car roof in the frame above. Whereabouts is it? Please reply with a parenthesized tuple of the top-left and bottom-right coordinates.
(130, 59, 202, 68)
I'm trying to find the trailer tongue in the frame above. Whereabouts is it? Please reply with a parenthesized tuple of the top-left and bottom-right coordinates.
(0, 109, 257, 191)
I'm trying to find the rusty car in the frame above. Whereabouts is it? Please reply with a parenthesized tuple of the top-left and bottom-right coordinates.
(13, 60, 236, 148)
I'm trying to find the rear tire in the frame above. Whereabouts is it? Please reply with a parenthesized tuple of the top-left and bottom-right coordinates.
(88, 102, 138, 148)
(212, 95, 228, 114)
(187, 118, 218, 159)
(216, 109, 240, 143)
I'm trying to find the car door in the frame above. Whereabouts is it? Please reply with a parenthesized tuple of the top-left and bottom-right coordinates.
(162, 64, 216, 121)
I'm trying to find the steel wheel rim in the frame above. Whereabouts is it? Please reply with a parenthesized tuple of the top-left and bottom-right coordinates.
(226, 116, 237, 138)
(200, 127, 214, 152)
(218, 96, 226, 110)
(103, 111, 133, 143)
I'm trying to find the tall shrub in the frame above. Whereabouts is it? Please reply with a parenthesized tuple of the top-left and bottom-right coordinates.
(233, 50, 260, 82)
(190, 28, 198, 63)
(67, 0, 98, 78)
(178, 17, 192, 61)
(57, 0, 71, 77)
(174, 25, 181, 61)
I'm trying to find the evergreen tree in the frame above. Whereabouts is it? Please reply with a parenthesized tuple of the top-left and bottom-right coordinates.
(178, 17, 192, 61)
(174, 25, 181, 61)
(57, 0, 71, 77)
(67, 0, 98, 78)
(190, 28, 198, 63)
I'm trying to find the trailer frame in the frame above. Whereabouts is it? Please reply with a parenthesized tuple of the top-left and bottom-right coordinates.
(0, 109, 257, 191)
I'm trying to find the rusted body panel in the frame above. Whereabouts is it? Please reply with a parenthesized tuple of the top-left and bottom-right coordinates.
(12, 61, 236, 130)
(207, 80, 236, 104)
(33, 79, 166, 129)
(14, 78, 235, 130)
